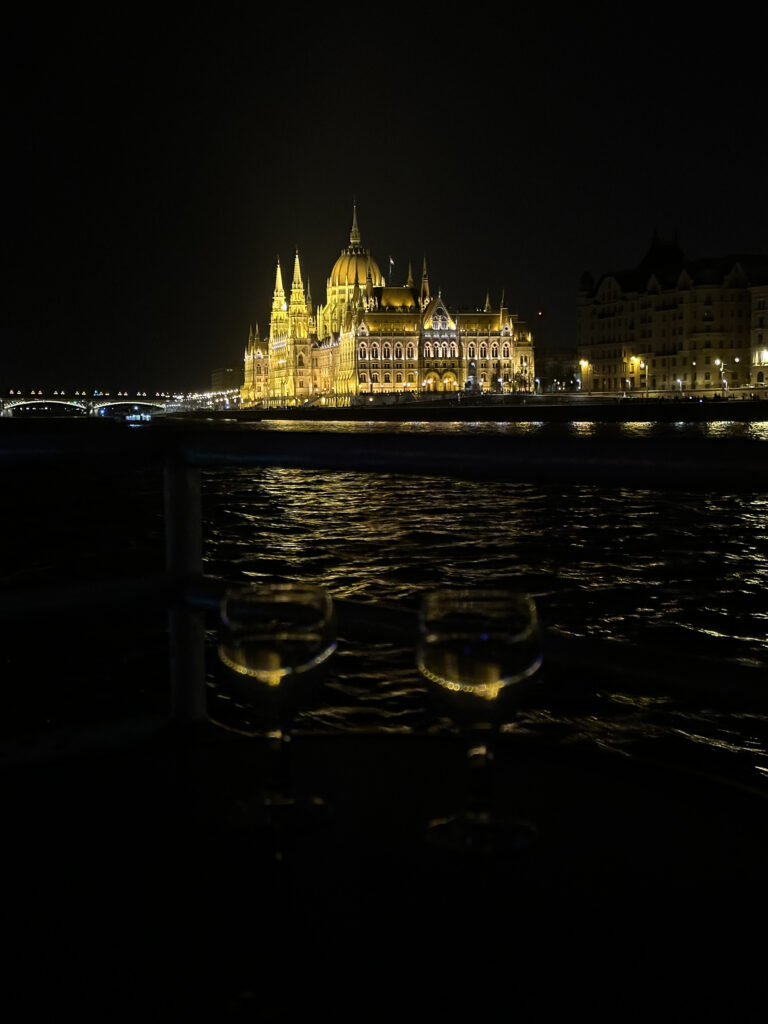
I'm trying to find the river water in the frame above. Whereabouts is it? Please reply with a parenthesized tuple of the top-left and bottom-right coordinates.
(4, 417, 768, 789)
(194, 419, 768, 784)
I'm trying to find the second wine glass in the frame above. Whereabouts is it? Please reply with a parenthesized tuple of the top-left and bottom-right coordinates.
(416, 587, 543, 856)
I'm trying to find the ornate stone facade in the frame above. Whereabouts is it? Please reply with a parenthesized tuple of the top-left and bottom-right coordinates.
(576, 233, 768, 395)
(240, 205, 535, 407)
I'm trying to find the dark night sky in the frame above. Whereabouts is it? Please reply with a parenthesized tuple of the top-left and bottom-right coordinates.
(2, 6, 766, 393)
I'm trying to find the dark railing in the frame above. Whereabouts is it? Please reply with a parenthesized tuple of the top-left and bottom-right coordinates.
(2, 418, 768, 731)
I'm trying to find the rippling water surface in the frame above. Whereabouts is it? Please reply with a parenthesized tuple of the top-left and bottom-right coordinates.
(199, 420, 768, 781)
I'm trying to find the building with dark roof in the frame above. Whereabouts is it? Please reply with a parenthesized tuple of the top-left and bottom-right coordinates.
(576, 233, 768, 395)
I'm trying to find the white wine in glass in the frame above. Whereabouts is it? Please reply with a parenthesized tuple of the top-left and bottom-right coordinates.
(218, 582, 337, 690)
(417, 588, 542, 718)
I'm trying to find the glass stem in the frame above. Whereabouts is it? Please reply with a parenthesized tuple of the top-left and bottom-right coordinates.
(466, 726, 495, 815)
(265, 729, 292, 803)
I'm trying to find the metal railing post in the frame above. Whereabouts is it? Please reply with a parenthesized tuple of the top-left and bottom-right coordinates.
(164, 454, 207, 723)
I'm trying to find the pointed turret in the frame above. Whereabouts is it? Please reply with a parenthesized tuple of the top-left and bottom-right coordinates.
(420, 256, 430, 306)
(406, 261, 414, 288)
(272, 258, 286, 312)
(484, 291, 491, 312)
(289, 249, 305, 310)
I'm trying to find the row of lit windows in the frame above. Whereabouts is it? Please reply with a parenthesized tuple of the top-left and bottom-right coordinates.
(357, 343, 516, 360)
(360, 372, 414, 384)
(360, 344, 413, 359)
(358, 371, 493, 385)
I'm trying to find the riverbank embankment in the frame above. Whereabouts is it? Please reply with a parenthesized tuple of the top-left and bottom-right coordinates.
(207, 395, 768, 424)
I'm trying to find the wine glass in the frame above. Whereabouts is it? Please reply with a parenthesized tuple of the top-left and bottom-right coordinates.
(416, 587, 543, 856)
(212, 581, 337, 819)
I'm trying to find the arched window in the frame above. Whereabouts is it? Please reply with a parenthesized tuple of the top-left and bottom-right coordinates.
(360, 372, 368, 383)
(468, 344, 476, 358)
(424, 343, 432, 357)
(396, 372, 402, 383)
(407, 345, 415, 359)
(298, 354, 305, 367)
(371, 344, 379, 359)
(480, 345, 487, 358)
(395, 345, 403, 359)
(450, 342, 458, 357)
(384, 372, 391, 383)
(359, 344, 367, 359)
(371, 372, 379, 383)
(407, 372, 415, 383)
(502, 344, 510, 358)
(383, 344, 391, 359)
(491, 345, 498, 358)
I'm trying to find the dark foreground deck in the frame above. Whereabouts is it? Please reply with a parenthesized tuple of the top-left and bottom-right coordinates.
(6, 634, 767, 1014)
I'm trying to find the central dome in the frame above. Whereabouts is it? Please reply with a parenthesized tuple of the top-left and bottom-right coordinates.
(328, 204, 384, 288)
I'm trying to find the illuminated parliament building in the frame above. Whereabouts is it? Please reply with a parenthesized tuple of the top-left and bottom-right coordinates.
(240, 206, 535, 407)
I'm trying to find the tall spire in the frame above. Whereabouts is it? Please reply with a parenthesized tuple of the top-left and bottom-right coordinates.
(407, 261, 414, 288)
(350, 199, 361, 246)
(291, 249, 303, 291)
(484, 290, 491, 312)
(289, 249, 305, 309)
(272, 257, 286, 311)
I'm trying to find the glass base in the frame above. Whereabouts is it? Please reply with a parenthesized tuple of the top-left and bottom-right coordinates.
(426, 808, 538, 858)
(234, 793, 333, 864)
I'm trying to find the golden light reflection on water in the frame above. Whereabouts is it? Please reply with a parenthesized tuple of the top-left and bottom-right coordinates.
(615, 421, 655, 437)
(242, 418, 768, 443)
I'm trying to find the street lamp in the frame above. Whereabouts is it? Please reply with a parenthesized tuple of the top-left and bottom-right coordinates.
(714, 357, 739, 394)
(579, 359, 589, 392)
(640, 361, 649, 397)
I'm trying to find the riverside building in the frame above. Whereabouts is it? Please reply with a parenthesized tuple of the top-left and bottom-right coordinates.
(576, 233, 768, 396)
(240, 205, 535, 407)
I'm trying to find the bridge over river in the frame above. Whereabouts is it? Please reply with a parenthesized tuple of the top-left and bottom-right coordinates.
(0, 397, 169, 419)
(0, 388, 241, 419)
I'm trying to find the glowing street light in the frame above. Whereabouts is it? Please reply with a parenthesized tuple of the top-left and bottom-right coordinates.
(714, 357, 739, 393)
(629, 354, 650, 396)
